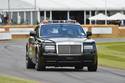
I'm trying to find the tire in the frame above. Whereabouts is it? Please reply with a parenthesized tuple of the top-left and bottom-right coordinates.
(26, 56, 35, 69)
(35, 58, 45, 71)
(26, 45, 35, 69)
(75, 66, 83, 70)
(35, 49, 45, 71)
(88, 64, 97, 72)
(88, 50, 98, 72)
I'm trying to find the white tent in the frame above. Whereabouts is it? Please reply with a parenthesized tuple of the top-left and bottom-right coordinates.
(0, 0, 125, 11)
(22, 0, 125, 11)
(108, 13, 125, 20)
(0, 0, 34, 10)
(89, 13, 109, 20)
(1, 0, 125, 11)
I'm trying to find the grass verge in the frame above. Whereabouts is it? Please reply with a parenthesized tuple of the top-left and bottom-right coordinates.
(97, 42, 125, 70)
(0, 75, 38, 83)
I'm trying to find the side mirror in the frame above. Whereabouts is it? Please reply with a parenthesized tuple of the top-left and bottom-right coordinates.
(30, 31, 36, 37)
(86, 31, 92, 38)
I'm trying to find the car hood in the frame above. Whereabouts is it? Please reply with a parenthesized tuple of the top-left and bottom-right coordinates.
(43, 38, 95, 44)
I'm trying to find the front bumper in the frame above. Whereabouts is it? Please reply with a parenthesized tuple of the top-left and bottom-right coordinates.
(41, 54, 96, 67)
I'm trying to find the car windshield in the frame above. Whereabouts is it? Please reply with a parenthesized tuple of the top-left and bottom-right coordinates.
(40, 24, 86, 38)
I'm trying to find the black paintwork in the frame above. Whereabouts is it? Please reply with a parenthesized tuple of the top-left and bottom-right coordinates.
(26, 23, 98, 71)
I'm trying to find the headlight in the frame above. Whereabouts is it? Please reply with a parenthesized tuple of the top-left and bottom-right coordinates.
(44, 45, 55, 53)
(84, 45, 93, 49)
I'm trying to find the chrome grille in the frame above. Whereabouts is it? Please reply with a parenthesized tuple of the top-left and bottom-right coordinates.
(58, 45, 81, 55)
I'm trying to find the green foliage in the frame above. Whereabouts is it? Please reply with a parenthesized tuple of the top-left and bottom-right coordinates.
(97, 42, 125, 69)
(0, 75, 38, 83)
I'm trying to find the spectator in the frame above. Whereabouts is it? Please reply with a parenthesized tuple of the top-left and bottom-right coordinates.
(41, 20, 48, 25)
(0, 14, 2, 24)
(3, 14, 9, 24)
(1, 14, 4, 24)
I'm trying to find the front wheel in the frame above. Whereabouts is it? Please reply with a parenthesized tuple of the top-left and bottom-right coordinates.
(35, 49, 45, 71)
(26, 56, 35, 69)
(88, 51, 98, 72)
(35, 58, 45, 71)
(26, 45, 35, 69)
(87, 64, 97, 71)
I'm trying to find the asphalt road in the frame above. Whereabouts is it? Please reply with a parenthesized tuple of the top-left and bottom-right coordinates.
(0, 39, 125, 83)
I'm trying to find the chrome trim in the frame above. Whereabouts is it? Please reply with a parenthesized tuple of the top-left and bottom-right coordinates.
(56, 44, 82, 56)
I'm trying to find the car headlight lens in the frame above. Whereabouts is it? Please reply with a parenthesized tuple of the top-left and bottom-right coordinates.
(84, 45, 93, 49)
(44, 45, 55, 53)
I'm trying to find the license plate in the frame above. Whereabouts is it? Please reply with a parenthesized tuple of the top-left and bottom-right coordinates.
(66, 57, 74, 60)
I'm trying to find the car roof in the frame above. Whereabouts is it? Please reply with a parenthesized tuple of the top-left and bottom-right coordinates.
(39, 20, 80, 26)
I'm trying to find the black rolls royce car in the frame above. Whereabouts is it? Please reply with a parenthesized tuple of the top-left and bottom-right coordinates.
(26, 20, 98, 71)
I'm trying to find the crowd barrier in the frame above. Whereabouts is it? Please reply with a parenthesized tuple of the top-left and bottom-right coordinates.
(81, 25, 125, 38)
(0, 25, 35, 40)
(0, 24, 125, 40)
